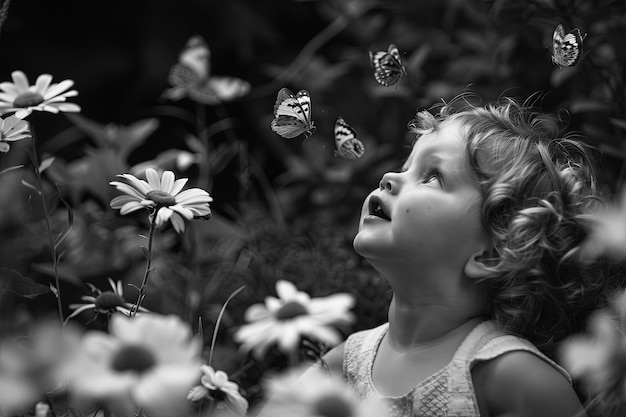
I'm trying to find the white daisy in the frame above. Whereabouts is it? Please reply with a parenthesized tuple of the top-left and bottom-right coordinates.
(187, 365, 249, 416)
(258, 367, 388, 417)
(0, 115, 30, 153)
(63, 314, 202, 417)
(65, 278, 147, 324)
(110, 168, 212, 233)
(234, 280, 355, 359)
(0, 70, 80, 119)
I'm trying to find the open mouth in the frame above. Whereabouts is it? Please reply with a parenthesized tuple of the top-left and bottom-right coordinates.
(368, 196, 391, 220)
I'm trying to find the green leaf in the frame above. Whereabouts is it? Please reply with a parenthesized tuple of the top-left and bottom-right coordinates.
(39, 156, 55, 173)
(208, 285, 245, 367)
(49, 283, 58, 298)
(140, 246, 152, 260)
(54, 196, 74, 250)
(21, 179, 41, 195)
(0, 268, 49, 299)
(0, 165, 23, 176)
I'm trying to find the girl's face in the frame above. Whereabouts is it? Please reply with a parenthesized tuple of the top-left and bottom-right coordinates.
(354, 120, 490, 274)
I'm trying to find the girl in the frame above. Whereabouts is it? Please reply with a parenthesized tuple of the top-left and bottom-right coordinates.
(313, 96, 609, 416)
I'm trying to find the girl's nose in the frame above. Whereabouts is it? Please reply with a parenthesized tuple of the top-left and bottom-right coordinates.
(379, 172, 399, 193)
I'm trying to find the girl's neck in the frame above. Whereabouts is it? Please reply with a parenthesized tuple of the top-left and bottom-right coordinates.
(387, 296, 486, 350)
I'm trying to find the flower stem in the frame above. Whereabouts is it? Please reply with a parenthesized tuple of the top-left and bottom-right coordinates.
(206, 399, 217, 417)
(288, 346, 300, 368)
(28, 117, 65, 327)
(130, 213, 157, 317)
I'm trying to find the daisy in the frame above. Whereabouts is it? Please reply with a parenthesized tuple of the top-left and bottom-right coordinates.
(234, 280, 355, 359)
(110, 168, 212, 233)
(0, 115, 30, 153)
(64, 278, 147, 324)
(188, 365, 249, 416)
(63, 314, 202, 417)
(0, 70, 80, 119)
(258, 367, 388, 417)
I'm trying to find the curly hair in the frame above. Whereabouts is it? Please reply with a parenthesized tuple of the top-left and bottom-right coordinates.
(408, 95, 610, 357)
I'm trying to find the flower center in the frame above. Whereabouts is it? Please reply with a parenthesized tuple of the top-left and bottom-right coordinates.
(110, 345, 156, 373)
(312, 394, 354, 417)
(146, 190, 176, 206)
(94, 291, 125, 312)
(13, 92, 44, 108)
(275, 301, 308, 320)
(208, 388, 227, 401)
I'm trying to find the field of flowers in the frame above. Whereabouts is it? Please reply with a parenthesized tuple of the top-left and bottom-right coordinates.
(1, 0, 626, 416)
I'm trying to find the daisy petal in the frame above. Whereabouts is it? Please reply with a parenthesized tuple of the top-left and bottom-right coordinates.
(276, 280, 299, 300)
(170, 178, 188, 196)
(155, 207, 173, 226)
(34, 74, 53, 94)
(170, 205, 194, 220)
(11, 71, 29, 91)
(43, 80, 75, 99)
(145, 168, 161, 190)
(160, 171, 175, 194)
(54, 103, 81, 112)
(169, 212, 185, 233)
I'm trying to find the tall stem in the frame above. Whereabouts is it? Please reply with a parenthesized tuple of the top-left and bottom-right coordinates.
(29, 117, 64, 326)
(130, 214, 157, 317)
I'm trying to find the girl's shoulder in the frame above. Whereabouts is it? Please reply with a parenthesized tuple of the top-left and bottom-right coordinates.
(320, 341, 344, 377)
(471, 350, 584, 417)
(465, 321, 583, 417)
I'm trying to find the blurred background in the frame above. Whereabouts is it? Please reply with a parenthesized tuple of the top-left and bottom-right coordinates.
(0, 0, 625, 408)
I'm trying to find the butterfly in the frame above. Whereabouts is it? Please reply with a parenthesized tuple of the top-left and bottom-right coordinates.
(334, 117, 365, 159)
(551, 24, 587, 68)
(270, 88, 316, 139)
(369, 44, 407, 87)
(164, 35, 250, 104)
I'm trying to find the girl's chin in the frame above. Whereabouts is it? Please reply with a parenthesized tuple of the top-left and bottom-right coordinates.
(352, 233, 382, 259)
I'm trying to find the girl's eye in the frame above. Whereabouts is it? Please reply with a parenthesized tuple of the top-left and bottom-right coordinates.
(422, 168, 442, 185)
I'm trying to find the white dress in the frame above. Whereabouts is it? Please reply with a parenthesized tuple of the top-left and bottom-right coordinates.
(342, 320, 572, 416)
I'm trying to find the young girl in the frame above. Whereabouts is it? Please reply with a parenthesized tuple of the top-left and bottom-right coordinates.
(311, 96, 609, 416)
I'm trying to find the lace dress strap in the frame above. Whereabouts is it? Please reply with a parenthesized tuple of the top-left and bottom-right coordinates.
(343, 323, 388, 400)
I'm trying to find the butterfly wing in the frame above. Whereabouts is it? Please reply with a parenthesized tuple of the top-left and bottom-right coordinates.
(334, 117, 365, 159)
(164, 36, 210, 101)
(179, 35, 211, 80)
(387, 44, 402, 62)
(271, 116, 309, 139)
(271, 88, 315, 139)
(369, 44, 407, 87)
(189, 76, 251, 105)
(551, 24, 584, 68)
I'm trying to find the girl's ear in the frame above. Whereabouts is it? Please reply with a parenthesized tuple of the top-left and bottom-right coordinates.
(464, 250, 492, 278)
